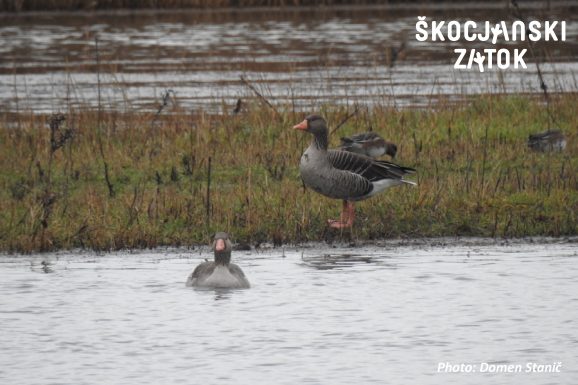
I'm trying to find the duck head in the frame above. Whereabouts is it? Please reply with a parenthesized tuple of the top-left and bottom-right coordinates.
(213, 232, 232, 265)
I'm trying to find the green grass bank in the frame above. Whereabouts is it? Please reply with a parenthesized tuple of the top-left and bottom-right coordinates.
(0, 94, 577, 252)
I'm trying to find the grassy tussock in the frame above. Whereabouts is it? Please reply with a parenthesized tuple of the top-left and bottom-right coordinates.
(0, 94, 577, 252)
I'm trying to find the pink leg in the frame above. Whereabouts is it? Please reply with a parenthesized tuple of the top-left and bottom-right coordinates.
(328, 200, 355, 228)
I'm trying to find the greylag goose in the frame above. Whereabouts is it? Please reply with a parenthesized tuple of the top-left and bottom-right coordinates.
(528, 130, 566, 152)
(340, 132, 397, 159)
(186, 232, 250, 289)
(293, 114, 416, 228)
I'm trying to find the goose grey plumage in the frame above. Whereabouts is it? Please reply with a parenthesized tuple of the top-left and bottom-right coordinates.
(294, 114, 416, 228)
(528, 130, 566, 152)
(340, 132, 397, 159)
(186, 232, 250, 289)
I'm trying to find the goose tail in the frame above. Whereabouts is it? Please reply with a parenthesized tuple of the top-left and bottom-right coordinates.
(402, 179, 417, 186)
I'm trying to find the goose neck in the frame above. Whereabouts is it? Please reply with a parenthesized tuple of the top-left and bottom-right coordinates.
(313, 131, 328, 151)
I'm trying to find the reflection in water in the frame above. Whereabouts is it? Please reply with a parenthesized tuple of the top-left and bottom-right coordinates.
(0, 5, 577, 112)
(1, 239, 577, 385)
(302, 253, 378, 270)
(213, 290, 233, 301)
(30, 260, 54, 274)
(191, 286, 236, 301)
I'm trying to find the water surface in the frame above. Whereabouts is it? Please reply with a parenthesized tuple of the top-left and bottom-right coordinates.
(1, 4, 577, 112)
(1, 239, 577, 384)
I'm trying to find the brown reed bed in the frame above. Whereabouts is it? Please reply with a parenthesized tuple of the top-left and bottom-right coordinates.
(0, 93, 576, 253)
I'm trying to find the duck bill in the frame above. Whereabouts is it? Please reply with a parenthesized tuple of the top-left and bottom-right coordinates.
(215, 239, 226, 252)
(293, 120, 308, 131)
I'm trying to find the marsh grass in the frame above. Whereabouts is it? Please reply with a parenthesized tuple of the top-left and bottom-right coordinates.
(0, 94, 577, 252)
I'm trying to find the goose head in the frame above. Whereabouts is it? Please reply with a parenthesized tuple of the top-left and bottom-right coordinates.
(293, 114, 329, 149)
(385, 142, 398, 159)
(213, 232, 232, 265)
(293, 114, 328, 136)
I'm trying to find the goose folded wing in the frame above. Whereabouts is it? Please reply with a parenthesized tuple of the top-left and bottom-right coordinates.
(327, 150, 415, 182)
(191, 261, 214, 279)
(340, 132, 380, 145)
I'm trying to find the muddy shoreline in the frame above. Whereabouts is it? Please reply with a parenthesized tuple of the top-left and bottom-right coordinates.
(3, 236, 577, 257)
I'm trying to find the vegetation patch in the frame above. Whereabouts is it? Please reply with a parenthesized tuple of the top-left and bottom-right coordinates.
(0, 94, 576, 252)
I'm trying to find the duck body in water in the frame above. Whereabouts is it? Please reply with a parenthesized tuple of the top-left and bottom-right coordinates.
(186, 232, 250, 289)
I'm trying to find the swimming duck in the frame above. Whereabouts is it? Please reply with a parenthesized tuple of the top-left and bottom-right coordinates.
(340, 132, 397, 159)
(528, 130, 566, 152)
(293, 114, 416, 228)
(186, 232, 250, 289)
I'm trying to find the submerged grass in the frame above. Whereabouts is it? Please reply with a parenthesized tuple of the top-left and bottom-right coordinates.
(0, 94, 577, 252)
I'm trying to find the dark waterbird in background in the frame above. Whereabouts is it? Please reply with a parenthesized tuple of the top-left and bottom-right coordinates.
(528, 130, 567, 152)
(294, 115, 416, 229)
(186, 232, 250, 289)
(340, 132, 397, 159)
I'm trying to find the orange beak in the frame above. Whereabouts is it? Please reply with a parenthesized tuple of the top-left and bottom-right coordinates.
(215, 239, 226, 252)
(293, 119, 308, 131)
